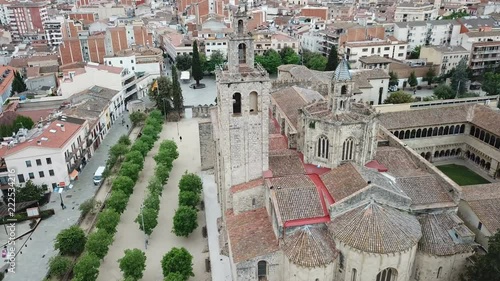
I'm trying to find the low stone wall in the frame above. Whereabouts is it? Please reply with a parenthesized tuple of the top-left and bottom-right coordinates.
(192, 104, 214, 118)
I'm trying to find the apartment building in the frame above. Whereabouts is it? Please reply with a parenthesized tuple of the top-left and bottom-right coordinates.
(7, 1, 49, 42)
(0, 117, 88, 191)
(0, 66, 14, 108)
(254, 32, 300, 55)
(459, 30, 500, 51)
(300, 6, 329, 21)
(159, 29, 192, 63)
(394, 20, 462, 52)
(44, 17, 64, 47)
(420, 45, 470, 75)
(197, 19, 232, 58)
(344, 37, 408, 68)
(105, 24, 153, 55)
(104, 47, 164, 75)
(394, 2, 438, 22)
(469, 40, 500, 76)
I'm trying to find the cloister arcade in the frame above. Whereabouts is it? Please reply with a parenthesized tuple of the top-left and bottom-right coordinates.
(391, 124, 466, 140)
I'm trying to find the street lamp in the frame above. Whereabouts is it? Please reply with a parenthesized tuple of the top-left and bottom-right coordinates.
(140, 204, 147, 249)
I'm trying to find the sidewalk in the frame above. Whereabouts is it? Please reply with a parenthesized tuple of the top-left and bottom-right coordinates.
(4, 116, 132, 281)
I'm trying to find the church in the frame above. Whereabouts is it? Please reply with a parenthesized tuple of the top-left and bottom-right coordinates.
(198, 1, 488, 281)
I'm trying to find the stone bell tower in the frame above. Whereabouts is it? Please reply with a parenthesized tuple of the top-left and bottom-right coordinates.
(214, 0, 271, 212)
(329, 58, 355, 113)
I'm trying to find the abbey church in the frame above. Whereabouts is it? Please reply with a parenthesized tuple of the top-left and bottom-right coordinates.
(199, 1, 500, 281)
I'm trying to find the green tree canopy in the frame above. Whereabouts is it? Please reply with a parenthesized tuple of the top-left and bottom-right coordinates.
(442, 10, 469, 20)
(96, 208, 120, 234)
(144, 192, 161, 210)
(118, 248, 147, 281)
(409, 45, 421, 59)
(48, 255, 72, 278)
(425, 66, 437, 85)
(107, 189, 129, 213)
(118, 135, 131, 146)
(136, 206, 159, 236)
(161, 247, 194, 280)
(109, 143, 129, 162)
(481, 72, 500, 96)
(178, 173, 203, 194)
(130, 139, 150, 157)
(191, 41, 203, 86)
(305, 52, 327, 71)
(279, 46, 300, 65)
(461, 231, 500, 281)
(155, 163, 171, 185)
(164, 272, 186, 281)
(147, 177, 164, 195)
(255, 49, 282, 74)
(433, 84, 455, 99)
(129, 111, 147, 127)
(451, 58, 469, 96)
(171, 65, 184, 112)
(112, 176, 135, 195)
(175, 54, 192, 71)
(125, 150, 144, 170)
(14, 180, 47, 203)
(408, 71, 418, 88)
(178, 191, 200, 209)
(325, 45, 339, 71)
(11, 71, 27, 96)
(205, 50, 225, 73)
(79, 199, 96, 217)
(0, 115, 35, 138)
(55, 225, 86, 256)
(119, 162, 141, 182)
(149, 76, 173, 116)
(159, 140, 179, 159)
(384, 91, 415, 104)
(86, 229, 114, 259)
(172, 206, 198, 237)
(389, 71, 399, 87)
(73, 253, 100, 281)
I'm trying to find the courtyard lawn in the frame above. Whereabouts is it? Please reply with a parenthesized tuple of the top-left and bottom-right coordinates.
(437, 164, 490, 186)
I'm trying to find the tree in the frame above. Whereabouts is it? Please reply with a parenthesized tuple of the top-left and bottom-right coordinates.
(149, 76, 173, 116)
(118, 248, 147, 281)
(13, 115, 34, 131)
(96, 208, 120, 234)
(112, 176, 135, 195)
(279, 46, 300, 65)
(481, 72, 500, 96)
(119, 162, 141, 182)
(178, 191, 200, 208)
(118, 135, 131, 146)
(154, 149, 175, 169)
(175, 54, 192, 71)
(159, 140, 179, 159)
(129, 111, 147, 127)
(79, 199, 96, 217)
(191, 40, 203, 87)
(425, 66, 437, 86)
(139, 134, 156, 150)
(156, 163, 171, 184)
(178, 173, 203, 194)
(172, 206, 198, 237)
(451, 58, 469, 96)
(407, 71, 418, 88)
(72, 253, 100, 281)
(305, 53, 327, 71)
(389, 71, 399, 87)
(107, 190, 129, 213)
(144, 192, 161, 210)
(205, 50, 225, 73)
(142, 124, 160, 140)
(164, 272, 186, 281)
(125, 150, 144, 170)
(199, 53, 208, 73)
(86, 229, 114, 259)
(433, 84, 455, 100)
(443, 10, 469, 20)
(384, 91, 415, 104)
(255, 49, 282, 74)
(13, 180, 47, 203)
(48, 256, 72, 278)
(461, 231, 500, 281)
(54, 225, 86, 256)
(136, 207, 158, 236)
(409, 45, 421, 59)
(325, 45, 339, 71)
(11, 71, 27, 96)
(161, 247, 194, 280)
(147, 177, 164, 195)
(171, 65, 184, 113)
(109, 143, 129, 163)
(130, 139, 150, 157)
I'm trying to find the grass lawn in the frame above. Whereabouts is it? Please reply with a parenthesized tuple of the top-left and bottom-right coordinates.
(437, 164, 490, 186)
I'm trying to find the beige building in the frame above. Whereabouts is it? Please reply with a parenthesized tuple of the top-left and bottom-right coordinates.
(394, 2, 439, 22)
(420, 45, 470, 75)
(253, 31, 300, 55)
(344, 37, 408, 69)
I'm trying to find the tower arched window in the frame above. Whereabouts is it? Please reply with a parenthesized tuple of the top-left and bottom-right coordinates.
(376, 268, 398, 281)
(341, 85, 348, 95)
(233, 93, 241, 114)
(249, 91, 258, 113)
(339, 100, 345, 110)
(437, 267, 442, 278)
(317, 136, 329, 159)
(238, 43, 247, 64)
(257, 260, 267, 279)
(237, 19, 244, 34)
(352, 268, 357, 281)
(342, 137, 355, 161)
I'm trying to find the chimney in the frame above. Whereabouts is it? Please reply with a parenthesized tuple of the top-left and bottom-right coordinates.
(61, 124, 65, 132)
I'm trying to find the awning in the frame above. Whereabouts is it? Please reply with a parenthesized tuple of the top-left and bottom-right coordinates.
(70, 170, 79, 180)
(59, 182, 66, 187)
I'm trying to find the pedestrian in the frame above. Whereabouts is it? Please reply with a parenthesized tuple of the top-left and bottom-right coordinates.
(180, 136, 182, 142)
(126, 124, 129, 129)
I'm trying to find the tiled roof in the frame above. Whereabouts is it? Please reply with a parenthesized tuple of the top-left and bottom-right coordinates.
(462, 183, 500, 232)
(271, 174, 324, 222)
(472, 104, 500, 137)
(374, 146, 427, 177)
(303, 101, 375, 123)
(418, 213, 475, 256)
(269, 134, 288, 151)
(269, 150, 305, 177)
(329, 202, 421, 253)
(230, 178, 264, 194)
(271, 87, 308, 131)
(396, 175, 454, 205)
(226, 208, 279, 263)
(320, 163, 367, 201)
(334, 59, 352, 81)
(282, 225, 338, 267)
(359, 55, 394, 64)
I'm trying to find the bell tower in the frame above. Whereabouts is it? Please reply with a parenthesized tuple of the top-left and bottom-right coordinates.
(329, 58, 355, 113)
(214, 0, 271, 212)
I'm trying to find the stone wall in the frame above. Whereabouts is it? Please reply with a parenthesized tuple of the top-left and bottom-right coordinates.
(232, 184, 266, 215)
(235, 251, 283, 281)
(198, 120, 215, 170)
(192, 104, 214, 118)
(413, 252, 472, 281)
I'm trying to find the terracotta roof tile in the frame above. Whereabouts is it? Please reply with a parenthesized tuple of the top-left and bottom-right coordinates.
(226, 208, 279, 263)
(418, 213, 475, 256)
(374, 146, 427, 177)
(472, 104, 500, 137)
(269, 150, 305, 177)
(329, 202, 421, 253)
(462, 183, 500, 232)
(396, 175, 454, 205)
(230, 178, 264, 193)
(269, 134, 288, 151)
(320, 163, 367, 201)
(282, 225, 338, 267)
(271, 87, 308, 131)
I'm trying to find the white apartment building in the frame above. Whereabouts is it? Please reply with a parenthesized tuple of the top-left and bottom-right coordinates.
(344, 38, 408, 69)
(45, 16, 64, 46)
(394, 3, 439, 22)
(459, 30, 500, 51)
(104, 46, 164, 75)
(0, 118, 88, 191)
(419, 45, 470, 75)
(254, 31, 300, 55)
(394, 20, 462, 52)
(300, 30, 323, 53)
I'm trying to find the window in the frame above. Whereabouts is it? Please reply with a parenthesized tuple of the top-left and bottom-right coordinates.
(352, 268, 357, 281)
(49, 169, 54, 176)
(384, 47, 390, 50)
(28, 173, 35, 179)
(39, 171, 44, 178)
(36, 159, 42, 166)
(341, 85, 348, 95)
(120, 60, 123, 64)
(437, 267, 442, 278)
(131, 60, 134, 63)
(478, 222, 482, 230)
(26, 160, 32, 167)
(362, 48, 368, 52)
(46, 157, 52, 164)
(317, 136, 329, 159)
(376, 268, 397, 281)
(342, 138, 355, 161)
(249, 92, 258, 113)
(257, 261, 267, 278)
(238, 43, 247, 63)
(233, 93, 242, 114)
(52, 183, 57, 189)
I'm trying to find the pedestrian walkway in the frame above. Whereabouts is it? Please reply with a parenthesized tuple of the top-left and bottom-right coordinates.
(97, 119, 210, 281)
